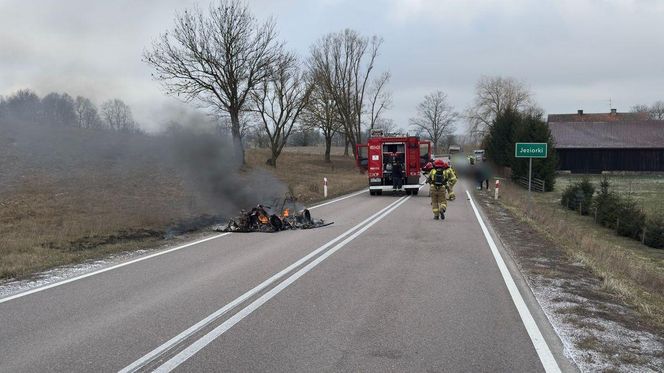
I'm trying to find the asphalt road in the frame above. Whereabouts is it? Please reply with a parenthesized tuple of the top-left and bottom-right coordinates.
(0, 182, 574, 372)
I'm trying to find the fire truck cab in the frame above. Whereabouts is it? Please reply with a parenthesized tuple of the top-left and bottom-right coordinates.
(356, 130, 432, 195)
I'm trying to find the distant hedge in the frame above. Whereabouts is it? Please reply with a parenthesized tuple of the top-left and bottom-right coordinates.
(561, 177, 663, 249)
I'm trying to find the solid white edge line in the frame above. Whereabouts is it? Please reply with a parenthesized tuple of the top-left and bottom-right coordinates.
(119, 195, 408, 373)
(153, 196, 412, 372)
(0, 187, 369, 305)
(0, 233, 231, 305)
(308, 188, 367, 210)
(465, 190, 561, 373)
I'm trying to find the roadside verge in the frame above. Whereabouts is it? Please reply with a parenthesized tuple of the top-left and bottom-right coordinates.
(473, 186, 664, 372)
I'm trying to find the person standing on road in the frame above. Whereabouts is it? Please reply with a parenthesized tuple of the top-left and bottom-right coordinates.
(426, 159, 456, 220)
(478, 159, 491, 190)
(392, 160, 403, 192)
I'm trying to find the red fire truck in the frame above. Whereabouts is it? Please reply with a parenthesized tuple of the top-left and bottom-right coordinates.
(356, 130, 432, 195)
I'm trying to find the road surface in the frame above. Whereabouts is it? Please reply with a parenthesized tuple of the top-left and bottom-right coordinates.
(0, 182, 574, 372)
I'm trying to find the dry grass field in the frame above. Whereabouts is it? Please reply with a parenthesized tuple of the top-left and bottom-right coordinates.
(495, 178, 664, 327)
(0, 136, 365, 280)
(554, 174, 664, 216)
(247, 146, 365, 204)
(0, 162, 192, 280)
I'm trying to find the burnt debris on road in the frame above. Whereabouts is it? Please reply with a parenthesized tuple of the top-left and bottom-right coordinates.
(215, 195, 333, 233)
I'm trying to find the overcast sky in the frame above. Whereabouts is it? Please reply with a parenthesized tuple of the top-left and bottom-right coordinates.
(1, 0, 663, 132)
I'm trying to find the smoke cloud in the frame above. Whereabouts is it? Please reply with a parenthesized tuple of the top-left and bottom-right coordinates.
(0, 92, 287, 232)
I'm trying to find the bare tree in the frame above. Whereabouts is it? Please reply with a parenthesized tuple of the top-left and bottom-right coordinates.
(74, 96, 103, 129)
(4, 89, 41, 123)
(465, 76, 536, 140)
(630, 104, 650, 114)
(144, 0, 281, 164)
(41, 92, 77, 127)
(101, 99, 137, 132)
(410, 90, 458, 154)
(309, 29, 383, 159)
(372, 117, 397, 133)
(301, 76, 343, 162)
(631, 101, 664, 120)
(368, 71, 392, 129)
(651, 101, 664, 120)
(251, 51, 310, 167)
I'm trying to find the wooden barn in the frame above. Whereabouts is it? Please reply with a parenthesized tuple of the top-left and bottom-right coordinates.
(548, 110, 664, 173)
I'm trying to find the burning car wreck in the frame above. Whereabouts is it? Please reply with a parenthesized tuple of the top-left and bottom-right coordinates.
(215, 197, 333, 233)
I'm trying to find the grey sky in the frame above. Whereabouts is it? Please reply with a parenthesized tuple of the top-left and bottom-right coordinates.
(1, 0, 663, 132)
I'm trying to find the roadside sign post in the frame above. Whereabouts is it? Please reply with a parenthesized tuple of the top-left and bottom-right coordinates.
(529, 158, 532, 193)
(515, 143, 548, 210)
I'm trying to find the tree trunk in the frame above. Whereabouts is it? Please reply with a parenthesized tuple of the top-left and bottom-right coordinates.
(229, 109, 245, 165)
(351, 131, 361, 159)
(324, 135, 332, 163)
(344, 136, 350, 157)
(268, 145, 279, 168)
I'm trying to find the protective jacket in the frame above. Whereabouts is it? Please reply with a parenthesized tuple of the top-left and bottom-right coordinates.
(427, 168, 456, 189)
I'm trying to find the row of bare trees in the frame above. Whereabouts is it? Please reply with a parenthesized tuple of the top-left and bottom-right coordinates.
(0, 89, 139, 132)
(406, 76, 542, 154)
(144, 1, 554, 166)
(144, 0, 392, 167)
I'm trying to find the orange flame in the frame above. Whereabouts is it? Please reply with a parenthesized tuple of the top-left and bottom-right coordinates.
(258, 215, 269, 224)
(282, 209, 290, 218)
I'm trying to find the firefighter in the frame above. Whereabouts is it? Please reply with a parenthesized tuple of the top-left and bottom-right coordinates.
(421, 161, 434, 175)
(421, 161, 434, 196)
(444, 162, 458, 200)
(392, 159, 403, 191)
(426, 159, 456, 220)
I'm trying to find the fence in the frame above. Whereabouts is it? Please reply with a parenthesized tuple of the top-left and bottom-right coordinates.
(516, 176, 546, 192)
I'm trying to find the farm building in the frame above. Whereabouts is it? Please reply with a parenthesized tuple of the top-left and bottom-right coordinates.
(547, 110, 664, 173)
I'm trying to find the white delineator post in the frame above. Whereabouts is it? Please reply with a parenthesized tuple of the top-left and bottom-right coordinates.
(494, 179, 500, 200)
(323, 177, 328, 198)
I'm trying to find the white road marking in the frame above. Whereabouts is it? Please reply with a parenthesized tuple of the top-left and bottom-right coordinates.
(152, 195, 412, 372)
(119, 195, 408, 373)
(0, 233, 231, 305)
(308, 188, 367, 210)
(0, 188, 369, 305)
(465, 190, 561, 373)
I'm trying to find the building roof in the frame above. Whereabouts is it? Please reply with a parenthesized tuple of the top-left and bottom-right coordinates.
(548, 121, 664, 149)
(548, 111, 649, 123)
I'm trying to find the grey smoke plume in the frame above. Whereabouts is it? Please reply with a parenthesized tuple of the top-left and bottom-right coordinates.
(0, 94, 287, 229)
(167, 127, 288, 216)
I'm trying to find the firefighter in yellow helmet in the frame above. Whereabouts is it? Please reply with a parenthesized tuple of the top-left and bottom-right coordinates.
(427, 159, 456, 220)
